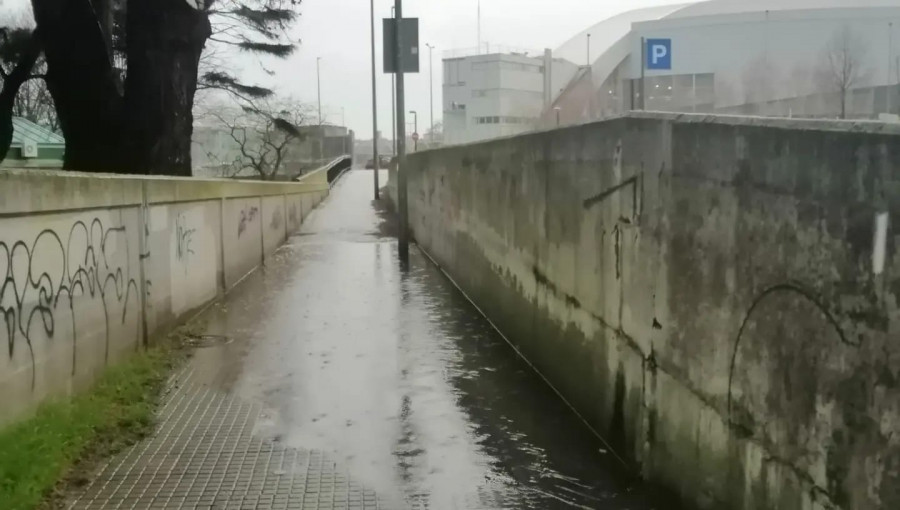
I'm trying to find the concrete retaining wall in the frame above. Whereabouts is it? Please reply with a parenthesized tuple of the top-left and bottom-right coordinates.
(392, 113, 900, 510)
(0, 168, 329, 426)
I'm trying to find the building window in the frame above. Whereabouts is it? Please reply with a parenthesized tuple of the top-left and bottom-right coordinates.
(472, 60, 500, 71)
(474, 116, 536, 125)
(499, 61, 542, 73)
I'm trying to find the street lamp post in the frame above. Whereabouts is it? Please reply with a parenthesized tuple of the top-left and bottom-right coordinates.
(587, 33, 591, 67)
(477, 0, 481, 54)
(316, 57, 322, 125)
(426, 43, 435, 146)
(369, 0, 380, 199)
(409, 110, 418, 151)
(890, 22, 894, 114)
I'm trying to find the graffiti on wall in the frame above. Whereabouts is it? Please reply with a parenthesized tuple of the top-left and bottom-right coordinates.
(238, 206, 259, 238)
(175, 213, 196, 260)
(289, 202, 299, 228)
(140, 202, 152, 306)
(0, 218, 140, 388)
(270, 206, 284, 231)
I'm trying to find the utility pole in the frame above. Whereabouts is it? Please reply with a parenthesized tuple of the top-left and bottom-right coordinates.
(317, 57, 323, 124)
(395, 0, 408, 263)
(426, 43, 435, 146)
(391, 5, 397, 156)
(370, 0, 380, 199)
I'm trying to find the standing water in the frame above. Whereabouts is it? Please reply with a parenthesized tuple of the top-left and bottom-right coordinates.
(191, 170, 656, 509)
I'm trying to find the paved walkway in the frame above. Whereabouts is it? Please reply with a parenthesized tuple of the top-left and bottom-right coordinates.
(68, 369, 380, 509)
(68, 170, 652, 510)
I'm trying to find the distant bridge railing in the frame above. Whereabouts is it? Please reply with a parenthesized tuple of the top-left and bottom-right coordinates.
(296, 155, 352, 187)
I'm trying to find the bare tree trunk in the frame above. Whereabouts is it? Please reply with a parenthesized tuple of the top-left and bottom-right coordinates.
(31, 0, 125, 171)
(841, 88, 847, 119)
(123, 0, 210, 176)
(95, 0, 114, 58)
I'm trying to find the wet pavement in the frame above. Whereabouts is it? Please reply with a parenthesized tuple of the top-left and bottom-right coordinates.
(70, 170, 655, 509)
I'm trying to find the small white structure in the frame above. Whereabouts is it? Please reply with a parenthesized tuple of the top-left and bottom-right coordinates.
(442, 50, 580, 145)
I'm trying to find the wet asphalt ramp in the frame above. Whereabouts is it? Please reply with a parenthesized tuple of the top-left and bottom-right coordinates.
(188, 170, 655, 509)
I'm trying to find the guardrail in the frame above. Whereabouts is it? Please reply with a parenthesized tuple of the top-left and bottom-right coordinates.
(295, 155, 352, 187)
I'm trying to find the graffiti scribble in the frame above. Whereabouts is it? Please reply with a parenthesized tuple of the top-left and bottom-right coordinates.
(270, 206, 284, 231)
(289, 203, 299, 227)
(0, 218, 139, 389)
(175, 213, 196, 260)
(238, 206, 259, 238)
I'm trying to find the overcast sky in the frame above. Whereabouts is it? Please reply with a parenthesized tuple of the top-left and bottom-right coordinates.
(277, 0, 690, 139)
(3, 0, 688, 139)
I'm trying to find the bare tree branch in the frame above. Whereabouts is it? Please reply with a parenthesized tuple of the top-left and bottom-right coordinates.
(199, 96, 312, 180)
(822, 25, 869, 119)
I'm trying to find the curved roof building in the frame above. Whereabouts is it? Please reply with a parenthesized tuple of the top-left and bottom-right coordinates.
(545, 0, 900, 125)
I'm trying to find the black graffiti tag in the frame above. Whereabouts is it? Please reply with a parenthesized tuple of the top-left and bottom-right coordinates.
(238, 206, 259, 238)
(0, 218, 139, 389)
(175, 213, 196, 260)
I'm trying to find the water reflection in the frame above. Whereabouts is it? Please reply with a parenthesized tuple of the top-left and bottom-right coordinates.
(195, 171, 656, 509)
(392, 247, 652, 509)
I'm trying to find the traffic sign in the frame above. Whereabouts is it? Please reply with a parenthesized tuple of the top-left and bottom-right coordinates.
(383, 18, 420, 74)
(646, 39, 672, 70)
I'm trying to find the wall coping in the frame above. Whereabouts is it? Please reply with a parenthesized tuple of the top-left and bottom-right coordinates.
(0, 168, 329, 216)
(412, 111, 900, 154)
(626, 111, 900, 135)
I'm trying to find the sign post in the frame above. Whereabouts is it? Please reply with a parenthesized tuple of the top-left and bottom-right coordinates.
(384, 3, 419, 264)
(369, 0, 380, 200)
(646, 38, 672, 70)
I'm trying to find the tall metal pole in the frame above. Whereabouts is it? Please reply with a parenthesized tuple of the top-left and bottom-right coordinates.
(410, 110, 418, 151)
(587, 33, 591, 67)
(889, 22, 894, 114)
(477, 0, 481, 53)
(395, 0, 408, 263)
(391, 6, 396, 156)
(640, 37, 646, 110)
(317, 57, 322, 124)
(427, 43, 435, 146)
(369, 0, 380, 199)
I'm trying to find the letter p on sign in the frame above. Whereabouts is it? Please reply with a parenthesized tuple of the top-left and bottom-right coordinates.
(646, 39, 672, 70)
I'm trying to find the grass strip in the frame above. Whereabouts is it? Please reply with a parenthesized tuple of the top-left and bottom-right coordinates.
(0, 340, 182, 510)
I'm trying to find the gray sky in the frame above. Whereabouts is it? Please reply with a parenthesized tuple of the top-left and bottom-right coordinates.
(281, 0, 687, 139)
(3, 0, 688, 139)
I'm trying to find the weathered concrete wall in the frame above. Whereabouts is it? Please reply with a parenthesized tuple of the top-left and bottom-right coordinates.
(393, 113, 900, 510)
(0, 168, 329, 426)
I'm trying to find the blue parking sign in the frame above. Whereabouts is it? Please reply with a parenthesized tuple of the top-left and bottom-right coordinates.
(646, 39, 671, 70)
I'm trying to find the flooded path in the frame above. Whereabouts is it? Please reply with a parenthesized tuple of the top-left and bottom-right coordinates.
(187, 170, 655, 509)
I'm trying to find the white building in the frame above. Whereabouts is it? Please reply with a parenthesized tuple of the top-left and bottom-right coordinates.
(550, 0, 900, 125)
(442, 50, 580, 145)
